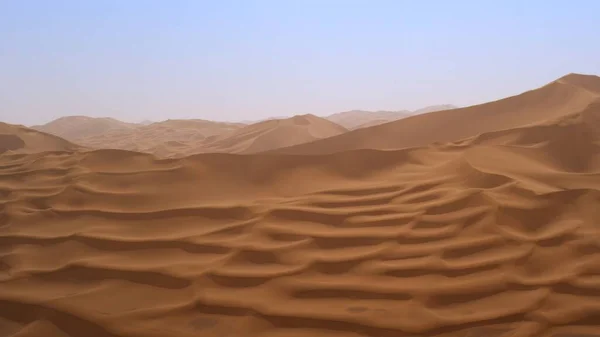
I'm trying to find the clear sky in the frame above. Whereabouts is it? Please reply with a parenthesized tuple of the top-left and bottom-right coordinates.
(1, 0, 599, 126)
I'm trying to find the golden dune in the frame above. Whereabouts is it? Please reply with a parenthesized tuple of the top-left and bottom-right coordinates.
(272, 74, 600, 155)
(0, 74, 599, 337)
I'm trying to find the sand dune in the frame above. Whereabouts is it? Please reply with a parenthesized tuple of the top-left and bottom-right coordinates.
(31, 104, 458, 157)
(34, 115, 345, 157)
(1, 77, 600, 337)
(273, 74, 600, 155)
(73, 119, 245, 157)
(32, 116, 139, 140)
(193, 114, 348, 154)
(326, 105, 457, 130)
(0, 122, 81, 154)
(412, 104, 458, 115)
(326, 110, 412, 130)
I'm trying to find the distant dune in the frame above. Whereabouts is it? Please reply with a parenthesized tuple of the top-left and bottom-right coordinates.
(75, 119, 245, 157)
(31, 114, 346, 157)
(32, 115, 138, 140)
(0, 122, 81, 154)
(196, 114, 348, 154)
(273, 74, 600, 154)
(326, 105, 457, 130)
(1, 73, 600, 337)
(326, 110, 412, 129)
(31, 106, 458, 157)
(412, 104, 458, 115)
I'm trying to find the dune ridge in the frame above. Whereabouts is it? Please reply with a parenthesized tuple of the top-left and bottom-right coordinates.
(1, 91, 600, 336)
(32, 114, 347, 157)
(326, 105, 458, 130)
(31, 116, 139, 140)
(272, 73, 600, 155)
(73, 119, 246, 157)
(0, 122, 81, 154)
(194, 114, 348, 154)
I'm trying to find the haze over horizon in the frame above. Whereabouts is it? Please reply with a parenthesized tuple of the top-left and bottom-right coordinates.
(2, 0, 599, 126)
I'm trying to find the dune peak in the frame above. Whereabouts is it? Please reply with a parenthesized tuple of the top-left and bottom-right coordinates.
(2, 75, 600, 337)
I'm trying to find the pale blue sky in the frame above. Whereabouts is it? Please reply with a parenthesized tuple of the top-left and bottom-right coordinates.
(1, 0, 599, 125)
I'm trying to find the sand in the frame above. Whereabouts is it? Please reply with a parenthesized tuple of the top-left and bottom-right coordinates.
(73, 119, 246, 158)
(32, 116, 139, 141)
(32, 118, 246, 157)
(1, 74, 600, 337)
(326, 106, 457, 131)
(0, 122, 81, 154)
(33, 115, 346, 157)
(194, 114, 347, 155)
(326, 110, 412, 130)
(273, 74, 600, 155)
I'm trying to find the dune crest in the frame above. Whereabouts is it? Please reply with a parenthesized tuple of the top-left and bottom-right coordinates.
(273, 74, 600, 155)
(1, 79, 600, 336)
(32, 116, 139, 140)
(192, 114, 348, 154)
(326, 105, 457, 130)
(31, 114, 347, 157)
(75, 119, 246, 157)
(0, 122, 81, 154)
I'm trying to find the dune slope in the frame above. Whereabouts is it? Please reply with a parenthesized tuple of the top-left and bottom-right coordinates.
(272, 73, 600, 155)
(36, 115, 345, 157)
(326, 110, 412, 130)
(0, 122, 81, 154)
(32, 116, 139, 140)
(1, 98, 600, 337)
(196, 114, 348, 154)
(75, 119, 245, 157)
(326, 106, 457, 131)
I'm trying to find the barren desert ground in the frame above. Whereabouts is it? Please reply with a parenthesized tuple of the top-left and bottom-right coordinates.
(0, 74, 599, 337)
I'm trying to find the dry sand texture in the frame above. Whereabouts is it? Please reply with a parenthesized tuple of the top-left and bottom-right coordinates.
(33, 115, 346, 157)
(273, 74, 600, 155)
(0, 74, 599, 337)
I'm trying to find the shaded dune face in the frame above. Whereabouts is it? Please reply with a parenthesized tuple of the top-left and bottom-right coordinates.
(0, 134, 25, 153)
(272, 74, 600, 155)
(0, 122, 81, 154)
(1, 110, 600, 337)
(0, 74, 599, 337)
(32, 115, 347, 157)
(326, 106, 457, 130)
(194, 114, 348, 155)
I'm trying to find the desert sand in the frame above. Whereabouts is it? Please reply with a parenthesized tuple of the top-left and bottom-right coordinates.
(325, 110, 412, 130)
(0, 122, 81, 154)
(33, 114, 346, 157)
(325, 105, 457, 131)
(73, 119, 246, 158)
(32, 116, 140, 140)
(33, 118, 246, 157)
(194, 114, 347, 155)
(1, 74, 600, 337)
(274, 74, 600, 155)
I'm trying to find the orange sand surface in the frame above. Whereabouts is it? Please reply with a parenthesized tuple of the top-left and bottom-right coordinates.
(33, 114, 346, 157)
(1, 75, 599, 337)
(273, 74, 600, 155)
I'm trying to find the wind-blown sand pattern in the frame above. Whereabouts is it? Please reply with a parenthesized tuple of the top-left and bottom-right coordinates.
(273, 74, 600, 155)
(326, 105, 456, 130)
(72, 119, 246, 158)
(32, 116, 140, 141)
(1, 93, 600, 337)
(32, 114, 347, 158)
(195, 114, 348, 154)
(0, 122, 81, 154)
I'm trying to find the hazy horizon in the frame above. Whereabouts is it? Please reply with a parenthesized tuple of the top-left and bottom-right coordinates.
(26, 103, 457, 127)
(2, 0, 599, 126)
